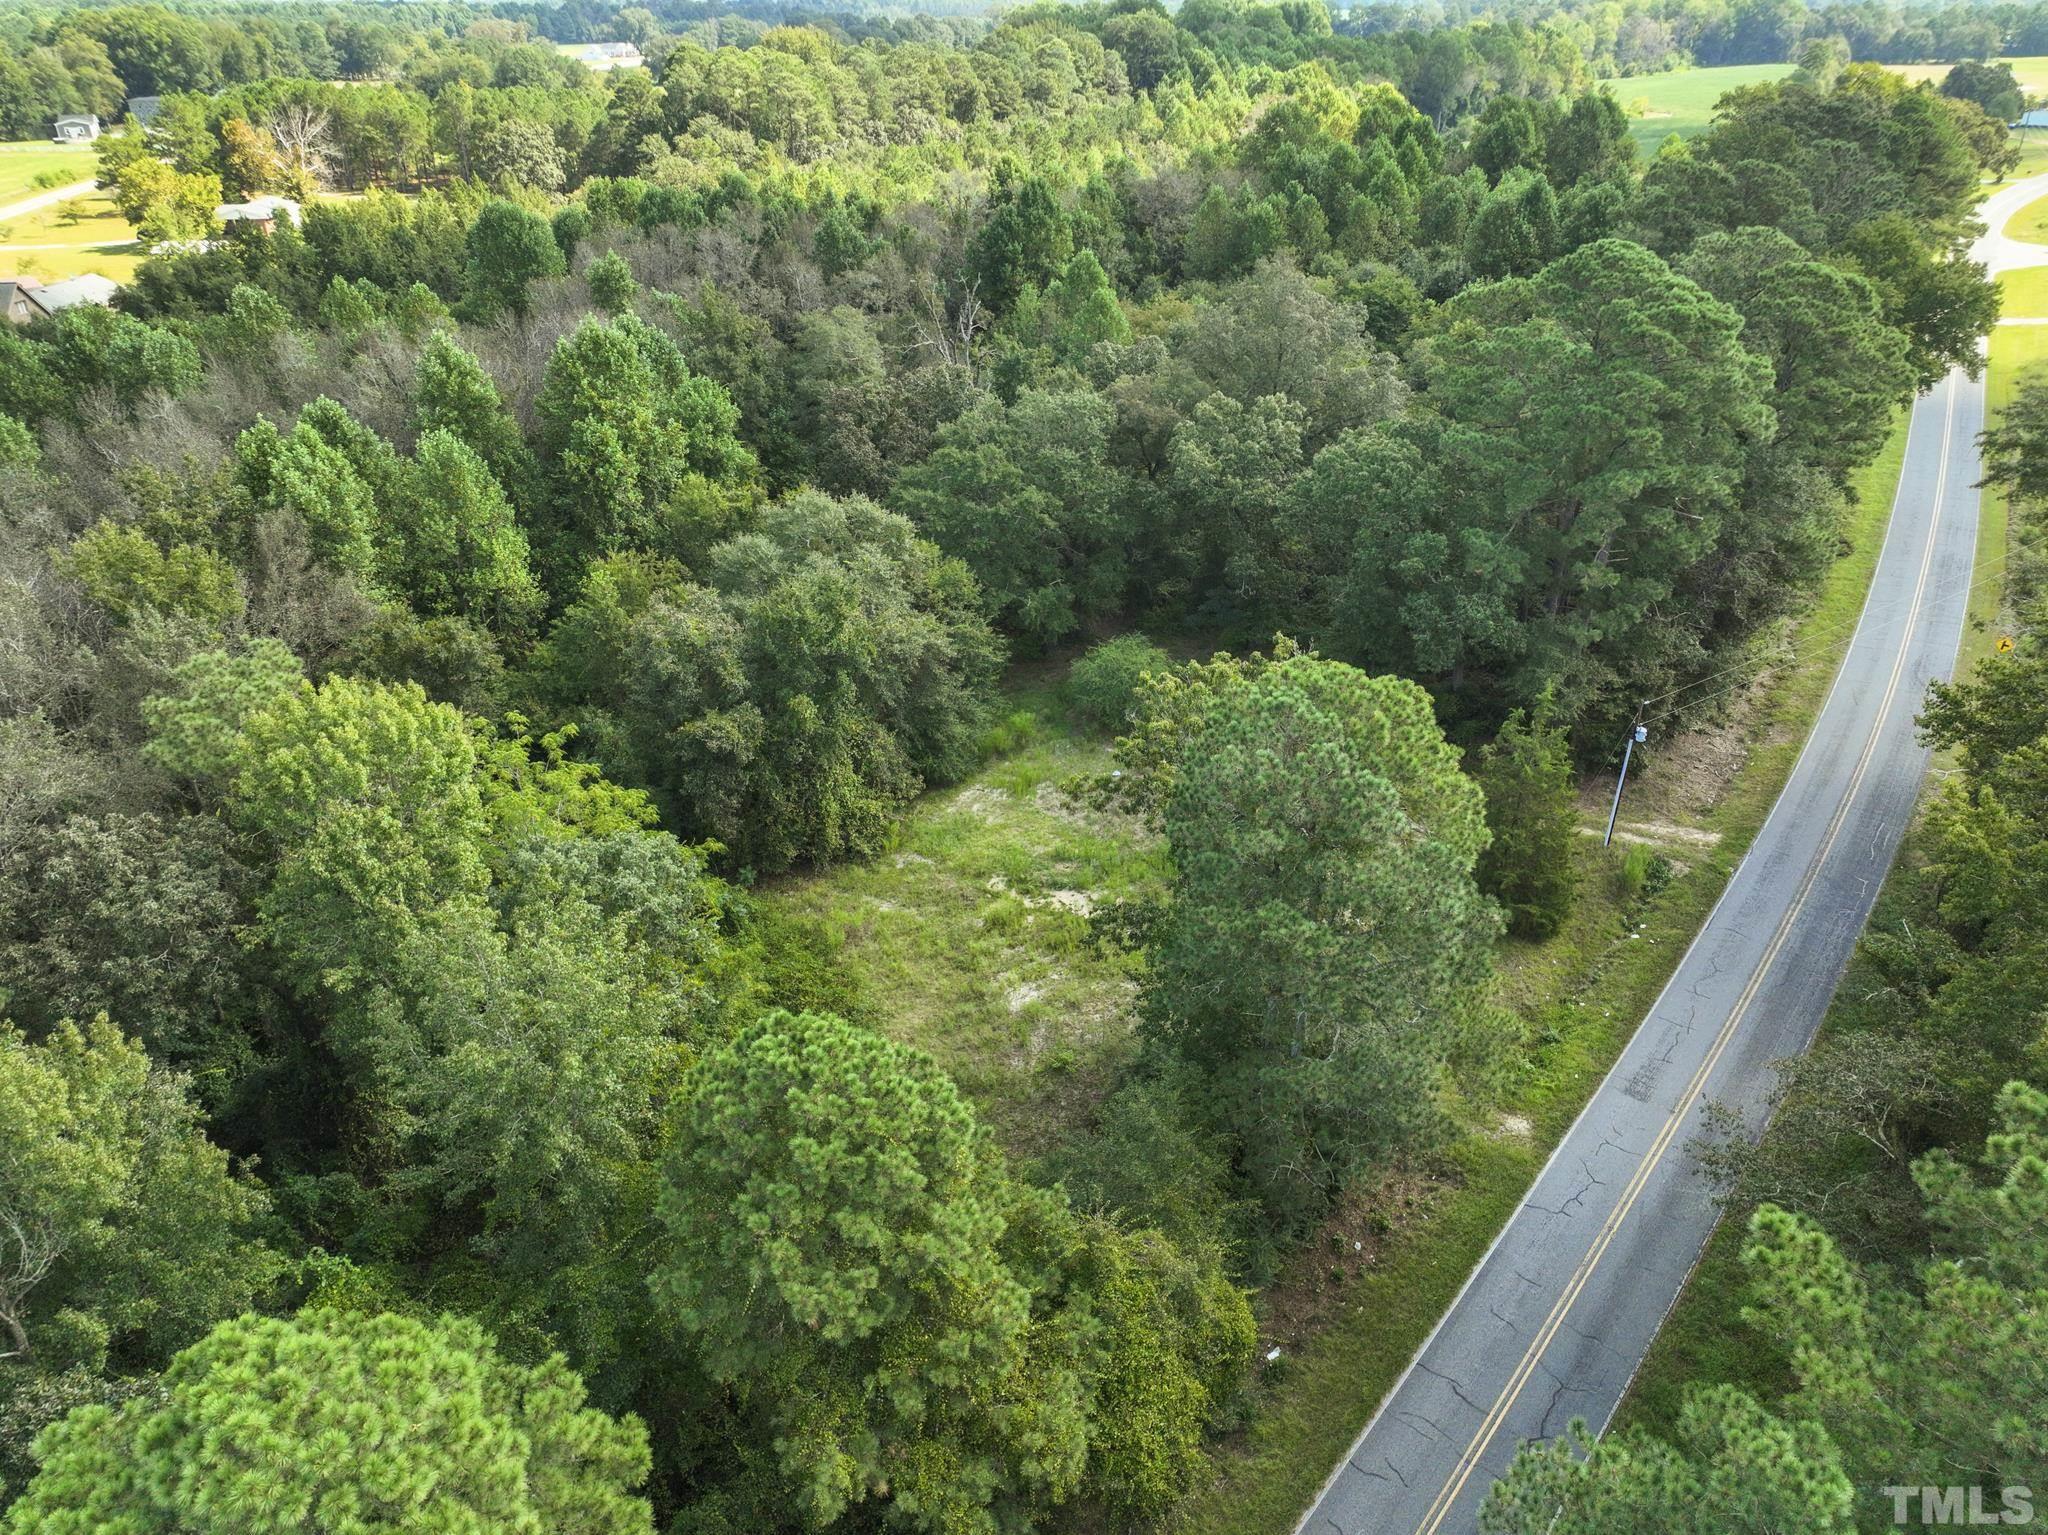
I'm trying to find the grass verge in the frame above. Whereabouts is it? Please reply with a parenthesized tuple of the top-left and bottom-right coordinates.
(1167, 410, 1911, 1535)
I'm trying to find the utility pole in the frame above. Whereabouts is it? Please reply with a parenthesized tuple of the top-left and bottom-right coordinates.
(1604, 720, 1649, 848)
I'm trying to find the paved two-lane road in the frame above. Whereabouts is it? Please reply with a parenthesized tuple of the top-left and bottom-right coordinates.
(1293, 174, 2048, 1535)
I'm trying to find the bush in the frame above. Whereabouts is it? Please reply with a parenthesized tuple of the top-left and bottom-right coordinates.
(1617, 842, 1672, 902)
(1067, 634, 1171, 733)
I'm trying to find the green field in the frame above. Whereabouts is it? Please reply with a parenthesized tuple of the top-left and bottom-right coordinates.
(0, 138, 97, 208)
(1891, 52, 2048, 93)
(1607, 56, 2048, 157)
(761, 684, 1165, 1163)
(1602, 63, 1795, 149)
(2000, 263, 2048, 318)
(0, 181, 139, 283)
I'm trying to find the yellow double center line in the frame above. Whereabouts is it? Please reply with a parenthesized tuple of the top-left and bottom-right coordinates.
(1409, 378, 1961, 1535)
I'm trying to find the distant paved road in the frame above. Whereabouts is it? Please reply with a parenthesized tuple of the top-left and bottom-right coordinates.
(0, 179, 96, 225)
(1290, 174, 2048, 1535)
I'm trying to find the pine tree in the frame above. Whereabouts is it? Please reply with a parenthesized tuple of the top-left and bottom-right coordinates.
(1473, 696, 1579, 939)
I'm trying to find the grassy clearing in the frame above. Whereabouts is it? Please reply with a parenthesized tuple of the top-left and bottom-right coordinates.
(760, 677, 1168, 1163)
(753, 402, 1909, 1535)
(1601, 63, 1794, 149)
(0, 182, 139, 283)
(1621, 333, 2024, 1438)
(1167, 411, 1912, 1535)
(0, 139, 96, 207)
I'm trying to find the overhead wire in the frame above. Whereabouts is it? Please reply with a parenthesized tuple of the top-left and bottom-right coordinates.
(1634, 544, 2015, 734)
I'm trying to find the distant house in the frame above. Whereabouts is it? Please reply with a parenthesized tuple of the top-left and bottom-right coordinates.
(126, 95, 162, 128)
(0, 273, 116, 324)
(214, 195, 304, 234)
(52, 114, 100, 143)
(571, 41, 643, 70)
(0, 279, 54, 324)
(2015, 108, 2048, 130)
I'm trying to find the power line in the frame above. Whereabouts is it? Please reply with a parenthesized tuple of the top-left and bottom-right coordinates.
(1636, 547, 2015, 734)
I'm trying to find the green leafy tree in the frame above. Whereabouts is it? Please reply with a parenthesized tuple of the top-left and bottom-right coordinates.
(1736, 1081, 2048, 1499)
(1463, 166, 1559, 279)
(1041, 248, 1130, 364)
(0, 1017, 276, 1372)
(652, 1009, 1090, 1534)
(477, 116, 567, 191)
(3, 1310, 654, 1535)
(462, 197, 567, 320)
(1679, 227, 1913, 473)
(1469, 96, 1545, 183)
(534, 313, 753, 586)
(585, 248, 638, 313)
(891, 388, 1132, 648)
(1144, 655, 1503, 1231)
(1838, 214, 1998, 389)
(412, 330, 538, 505)
(1067, 633, 1171, 733)
(1306, 239, 1773, 722)
(60, 519, 241, 629)
(533, 494, 999, 870)
(1941, 60, 2025, 125)
(969, 174, 1073, 310)
(232, 414, 380, 582)
(1473, 697, 1579, 939)
(0, 813, 258, 1077)
(387, 429, 542, 633)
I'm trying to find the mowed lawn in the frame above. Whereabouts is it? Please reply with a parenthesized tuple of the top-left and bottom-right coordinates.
(1602, 62, 1795, 149)
(0, 180, 139, 283)
(1607, 57, 2048, 159)
(1889, 52, 2048, 93)
(2007, 188, 2048, 244)
(2000, 263, 2048, 318)
(0, 138, 97, 207)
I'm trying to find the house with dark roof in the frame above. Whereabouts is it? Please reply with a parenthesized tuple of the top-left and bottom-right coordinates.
(0, 273, 117, 324)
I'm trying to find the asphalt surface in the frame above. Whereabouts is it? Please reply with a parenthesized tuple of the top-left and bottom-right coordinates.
(1291, 176, 2048, 1535)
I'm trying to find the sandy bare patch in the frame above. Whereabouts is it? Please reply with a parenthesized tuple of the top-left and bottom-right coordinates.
(1006, 979, 1047, 1013)
(948, 785, 1010, 821)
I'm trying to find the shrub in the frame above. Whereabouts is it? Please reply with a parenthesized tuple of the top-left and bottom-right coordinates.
(1067, 634, 1171, 733)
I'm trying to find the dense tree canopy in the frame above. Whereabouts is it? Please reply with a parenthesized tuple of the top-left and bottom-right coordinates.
(0, 0, 2009, 1526)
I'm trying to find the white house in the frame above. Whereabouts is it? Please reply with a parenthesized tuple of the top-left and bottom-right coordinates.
(213, 195, 304, 233)
(52, 114, 100, 143)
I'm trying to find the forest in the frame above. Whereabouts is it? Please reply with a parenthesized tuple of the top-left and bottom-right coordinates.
(0, 0, 2037, 1529)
